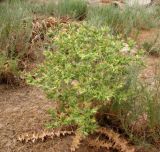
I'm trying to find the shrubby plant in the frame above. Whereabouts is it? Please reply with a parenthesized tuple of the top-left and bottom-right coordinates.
(27, 23, 142, 135)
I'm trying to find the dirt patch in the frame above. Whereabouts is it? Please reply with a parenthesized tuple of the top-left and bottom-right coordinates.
(140, 56, 160, 86)
(0, 85, 95, 152)
(136, 29, 160, 45)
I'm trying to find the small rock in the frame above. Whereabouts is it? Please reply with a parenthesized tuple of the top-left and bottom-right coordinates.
(130, 47, 138, 55)
(71, 80, 79, 88)
(120, 43, 138, 56)
(119, 43, 130, 55)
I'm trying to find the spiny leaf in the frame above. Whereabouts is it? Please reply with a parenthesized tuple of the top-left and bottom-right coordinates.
(97, 127, 135, 152)
(70, 131, 84, 152)
(17, 129, 75, 143)
(88, 138, 112, 150)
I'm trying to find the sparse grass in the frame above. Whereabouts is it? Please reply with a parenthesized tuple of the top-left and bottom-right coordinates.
(0, 0, 33, 83)
(143, 32, 160, 56)
(86, 5, 160, 37)
(0, 0, 32, 50)
(107, 63, 160, 147)
(0, 53, 19, 84)
(28, 0, 56, 15)
(55, 0, 87, 20)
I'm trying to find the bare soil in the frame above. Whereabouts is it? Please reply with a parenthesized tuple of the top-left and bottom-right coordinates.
(0, 85, 95, 152)
(137, 29, 160, 44)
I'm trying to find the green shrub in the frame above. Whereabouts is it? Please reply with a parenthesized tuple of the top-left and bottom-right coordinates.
(27, 23, 142, 135)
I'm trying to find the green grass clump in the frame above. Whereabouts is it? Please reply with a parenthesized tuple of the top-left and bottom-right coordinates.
(55, 0, 87, 19)
(28, 0, 56, 15)
(0, 0, 32, 49)
(0, 0, 33, 83)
